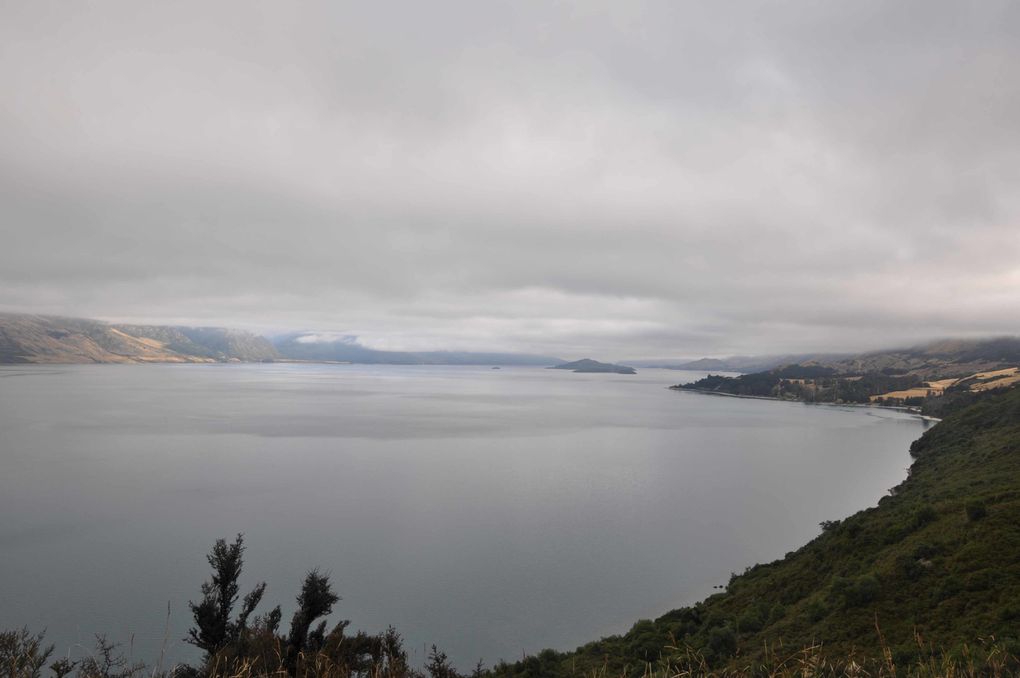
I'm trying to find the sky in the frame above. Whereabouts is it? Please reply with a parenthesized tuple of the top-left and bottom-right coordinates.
(1, 1, 1019, 359)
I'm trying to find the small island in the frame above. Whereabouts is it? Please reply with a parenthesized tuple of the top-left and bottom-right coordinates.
(549, 358, 637, 374)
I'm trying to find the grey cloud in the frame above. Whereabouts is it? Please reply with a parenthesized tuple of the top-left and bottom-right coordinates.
(1, 1, 1018, 357)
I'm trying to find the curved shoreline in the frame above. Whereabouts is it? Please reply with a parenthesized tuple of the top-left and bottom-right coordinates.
(669, 385, 942, 421)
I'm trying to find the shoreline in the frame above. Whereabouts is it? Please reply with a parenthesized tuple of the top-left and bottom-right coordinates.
(669, 385, 942, 421)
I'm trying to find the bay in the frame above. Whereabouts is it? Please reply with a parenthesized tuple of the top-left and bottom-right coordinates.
(0, 364, 928, 668)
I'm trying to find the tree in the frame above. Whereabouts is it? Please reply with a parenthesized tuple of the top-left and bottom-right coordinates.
(286, 569, 340, 667)
(76, 635, 144, 678)
(0, 628, 53, 678)
(426, 645, 459, 678)
(186, 534, 266, 658)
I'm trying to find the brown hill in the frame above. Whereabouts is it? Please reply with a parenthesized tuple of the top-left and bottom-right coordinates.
(0, 313, 278, 364)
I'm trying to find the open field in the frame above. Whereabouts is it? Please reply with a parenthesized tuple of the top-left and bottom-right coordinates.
(871, 366, 1020, 402)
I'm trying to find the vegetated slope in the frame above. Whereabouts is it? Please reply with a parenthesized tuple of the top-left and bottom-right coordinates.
(550, 358, 637, 374)
(0, 313, 278, 363)
(494, 387, 1020, 677)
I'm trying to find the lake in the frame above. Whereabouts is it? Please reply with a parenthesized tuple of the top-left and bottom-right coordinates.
(0, 364, 929, 669)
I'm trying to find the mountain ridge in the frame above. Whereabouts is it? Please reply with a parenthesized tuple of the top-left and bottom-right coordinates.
(0, 313, 278, 363)
(626, 353, 851, 373)
(0, 314, 563, 366)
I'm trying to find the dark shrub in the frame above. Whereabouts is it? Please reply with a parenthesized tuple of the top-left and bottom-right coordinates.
(966, 501, 988, 521)
(913, 505, 938, 529)
(706, 625, 737, 658)
(831, 574, 881, 609)
(737, 608, 764, 634)
(805, 599, 828, 622)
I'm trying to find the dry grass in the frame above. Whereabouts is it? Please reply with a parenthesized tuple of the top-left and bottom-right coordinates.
(972, 374, 1020, 392)
(578, 631, 1019, 678)
(927, 378, 960, 391)
(872, 367, 1020, 401)
(4, 628, 1019, 678)
(870, 387, 939, 401)
(972, 368, 1020, 380)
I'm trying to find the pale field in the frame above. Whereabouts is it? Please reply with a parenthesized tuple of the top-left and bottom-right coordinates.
(973, 366, 1019, 379)
(870, 387, 938, 401)
(872, 366, 1020, 401)
(971, 373, 1020, 391)
(926, 378, 959, 391)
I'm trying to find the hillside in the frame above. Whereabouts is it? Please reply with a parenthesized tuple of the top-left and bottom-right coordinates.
(493, 386, 1020, 676)
(0, 313, 278, 363)
(818, 338, 1020, 379)
(673, 337, 1020, 411)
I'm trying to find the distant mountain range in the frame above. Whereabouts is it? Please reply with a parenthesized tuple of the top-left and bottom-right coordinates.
(625, 353, 850, 373)
(271, 333, 561, 366)
(697, 338, 1020, 381)
(0, 314, 561, 366)
(634, 340, 1020, 377)
(808, 337, 1020, 378)
(6, 313, 1019, 378)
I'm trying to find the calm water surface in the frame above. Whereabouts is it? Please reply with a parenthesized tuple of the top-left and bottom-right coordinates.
(0, 364, 929, 668)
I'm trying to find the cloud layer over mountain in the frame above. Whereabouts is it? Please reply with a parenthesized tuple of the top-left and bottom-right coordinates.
(2, 1, 1018, 357)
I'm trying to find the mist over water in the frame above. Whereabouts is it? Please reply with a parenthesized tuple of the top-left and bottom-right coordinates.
(0, 364, 928, 668)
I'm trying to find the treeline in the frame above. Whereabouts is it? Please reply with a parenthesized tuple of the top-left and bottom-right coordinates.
(673, 368, 922, 404)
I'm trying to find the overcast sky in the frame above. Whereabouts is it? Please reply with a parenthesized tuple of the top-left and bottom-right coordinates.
(1, 1, 1018, 358)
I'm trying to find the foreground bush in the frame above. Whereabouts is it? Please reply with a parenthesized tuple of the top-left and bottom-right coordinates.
(6, 625, 1019, 678)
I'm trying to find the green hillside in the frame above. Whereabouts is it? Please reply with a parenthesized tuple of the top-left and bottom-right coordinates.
(494, 387, 1020, 676)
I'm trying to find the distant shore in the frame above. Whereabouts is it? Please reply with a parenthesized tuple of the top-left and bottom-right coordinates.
(670, 385, 940, 420)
